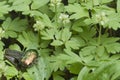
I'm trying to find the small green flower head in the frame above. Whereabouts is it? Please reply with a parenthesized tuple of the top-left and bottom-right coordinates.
(33, 21, 45, 31)
(95, 12, 109, 25)
(50, 0, 62, 7)
(58, 13, 70, 24)
(0, 27, 5, 40)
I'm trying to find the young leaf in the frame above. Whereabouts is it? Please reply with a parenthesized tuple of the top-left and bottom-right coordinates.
(79, 26, 96, 42)
(31, 0, 49, 9)
(9, 44, 21, 51)
(100, 0, 113, 4)
(27, 57, 51, 80)
(4, 66, 18, 80)
(0, 41, 4, 51)
(67, 62, 83, 74)
(41, 29, 55, 40)
(10, 0, 30, 12)
(61, 28, 72, 42)
(96, 46, 105, 57)
(4, 31, 17, 38)
(2, 17, 28, 32)
(0, 61, 5, 77)
(80, 46, 96, 57)
(77, 67, 90, 80)
(41, 14, 53, 28)
(105, 43, 120, 54)
(0, 1, 10, 17)
(65, 37, 84, 49)
(106, 13, 120, 30)
(53, 71, 65, 80)
(49, 56, 66, 72)
(17, 31, 39, 49)
(65, 3, 88, 19)
(57, 49, 82, 64)
(117, 0, 120, 13)
(22, 72, 32, 80)
(79, 46, 96, 62)
(51, 40, 63, 46)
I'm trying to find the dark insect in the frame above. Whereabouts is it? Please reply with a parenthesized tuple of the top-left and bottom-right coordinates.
(4, 49, 38, 70)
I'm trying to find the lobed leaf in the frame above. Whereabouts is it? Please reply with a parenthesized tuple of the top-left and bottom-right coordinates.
(17, 31, 39, 49)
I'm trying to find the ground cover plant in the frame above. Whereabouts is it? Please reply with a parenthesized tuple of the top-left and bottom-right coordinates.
(0, 0, 120, 80)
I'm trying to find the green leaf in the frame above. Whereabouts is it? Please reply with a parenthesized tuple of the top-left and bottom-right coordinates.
(100, 0, 113, 4)
(41, 29, 55, 40)
(23, 10, 43, 17)
(68, 0, 76, 3)
(27, 57, 50, 80)
(22, 72, 32, 80)
(55, 30, 62, 40)
(49, 56, 66, 71)
(40, 40, 51, 48)
(93, 0, 99, 6)
(12, 0, 31, 5)
(117, 0, 120, 13)
(9, 44, 21, 51)
(65, 3, 88, 19)
(0, 61, 5, 77)
(77, 67, 90, 80)
(41, 14, 53, 28)
(79, 26, 96, 42)
(72, 19, 85, 32)
(61, 28, 72, 42)
(53, 71, 65, 80)
(0, 41, 4, 51)
(2, 17, 28, 32)
(17, 31, 39, 49)
(0, 1, 10, 17)
(53, 75, 65, 80)
(51, 40, 63, 46)
(80, 46, 96, 56)
(87, 61, 120, 80)
(31, 0, 49, 9)
(80, 46, 96, 62)
(96, 46, 105, 57)
(65, 36, 85, 50)
(10, 0, 31, 11)
(105, 43, 120, 54)
(57, 49, 82, 64)
(4, 31, 17, 38)
(106, 13, 120, 30)
(0, 50, 4, 60)
(4, 66, 18, 80)
(67, 62, 83, 74)
(101, 37, 120, 44)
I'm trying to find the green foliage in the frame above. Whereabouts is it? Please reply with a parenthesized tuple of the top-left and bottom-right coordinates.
(17, 31, 39, 49)
(0, 1, 10, 18)
(0, 0, 120, 80)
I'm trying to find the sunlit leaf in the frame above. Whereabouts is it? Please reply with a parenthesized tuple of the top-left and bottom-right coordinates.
(31, 0, 49, 9)
(51, 40, 63, 46)
(0, 1, 10, 17)
(65, 3, 88, 19)
(17, 31, 39, 49)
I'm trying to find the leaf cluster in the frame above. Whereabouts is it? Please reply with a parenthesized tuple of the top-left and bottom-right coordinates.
(0, 0, 120, 80)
